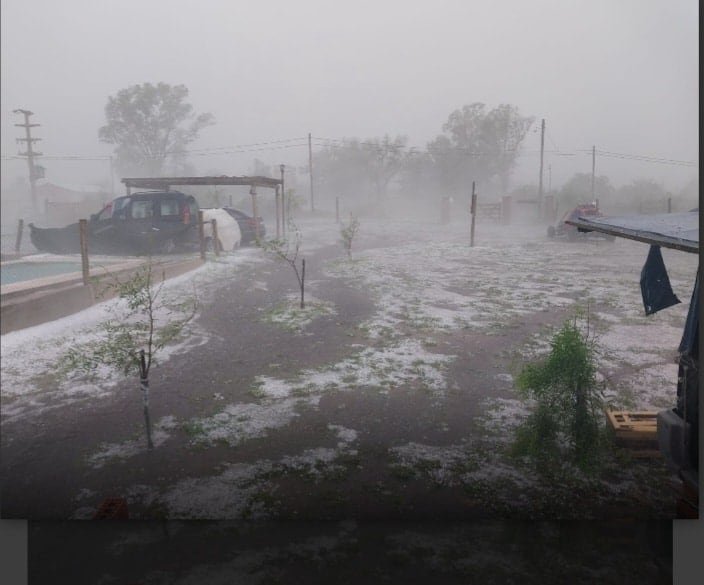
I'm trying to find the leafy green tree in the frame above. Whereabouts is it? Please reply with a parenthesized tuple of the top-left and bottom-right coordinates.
(313, 138, 372, 203)
(397, 148, 434, 200)
(481, 104, 535, 193)
(313, 135, 409, 206)
(363, 135, 408, 199)
(426, 134, 465, 197)
(433, 103, 534, 196)
(99, 82, 214, 177)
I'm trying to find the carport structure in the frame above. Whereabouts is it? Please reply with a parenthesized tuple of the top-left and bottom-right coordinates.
(121, 174, 287, 238)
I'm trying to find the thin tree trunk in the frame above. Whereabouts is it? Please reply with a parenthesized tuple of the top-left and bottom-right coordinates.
(300, 258, 306, 309)
(140, 350, 154, 449)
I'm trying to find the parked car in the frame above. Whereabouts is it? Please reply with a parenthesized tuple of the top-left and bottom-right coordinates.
(223, 207, 266, 244)
(29, 191, 200, 255)
(547, 202, 614, 241)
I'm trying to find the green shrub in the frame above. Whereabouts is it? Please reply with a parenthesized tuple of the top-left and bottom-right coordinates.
(513, 318, 605, 470)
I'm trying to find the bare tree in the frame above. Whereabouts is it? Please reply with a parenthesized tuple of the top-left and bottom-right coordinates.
(263, 223, 307, 309)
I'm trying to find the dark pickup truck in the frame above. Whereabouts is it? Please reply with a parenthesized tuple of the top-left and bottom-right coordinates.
(29, 191, 200, 255)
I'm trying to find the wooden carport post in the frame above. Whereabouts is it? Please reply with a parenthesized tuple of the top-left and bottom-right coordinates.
(198, 210, 206, 261)
(250, 185, 260, 243)
(275, 185, 281, 239)
(79, 219, 90, 285)
(14, 219, 24, 253)
(211, 219, 220, 256)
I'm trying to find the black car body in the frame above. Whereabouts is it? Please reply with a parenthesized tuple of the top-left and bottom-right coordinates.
(223, 207, 266, 244)
(29, 191, 200, 255)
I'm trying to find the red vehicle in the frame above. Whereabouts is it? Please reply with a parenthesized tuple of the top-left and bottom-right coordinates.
(547, 202, 613, 241)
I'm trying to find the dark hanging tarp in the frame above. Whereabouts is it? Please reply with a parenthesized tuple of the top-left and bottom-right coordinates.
(640, 245, 681, 315)
(678, 270, 699, 358)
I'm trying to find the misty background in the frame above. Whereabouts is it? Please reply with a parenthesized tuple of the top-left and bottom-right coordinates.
(0, 0, 698, 227)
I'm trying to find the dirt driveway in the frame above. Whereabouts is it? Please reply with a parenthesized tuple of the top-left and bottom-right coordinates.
(1, 217, 697, 520)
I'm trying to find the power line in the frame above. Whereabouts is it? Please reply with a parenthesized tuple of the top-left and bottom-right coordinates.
(2, 137, 696, 168)
(578, 148, 697, 167)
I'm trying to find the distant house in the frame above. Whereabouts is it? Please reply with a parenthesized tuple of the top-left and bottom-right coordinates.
(36, 180, 110, 226)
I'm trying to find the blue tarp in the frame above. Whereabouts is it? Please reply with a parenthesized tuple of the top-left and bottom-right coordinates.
(640, 245, 681, 315)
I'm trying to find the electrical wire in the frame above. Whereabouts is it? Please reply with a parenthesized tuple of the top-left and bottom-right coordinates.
(2, 137, 696, 168)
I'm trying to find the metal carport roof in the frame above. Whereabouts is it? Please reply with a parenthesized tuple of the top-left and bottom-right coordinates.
(567, 211, 699, 254)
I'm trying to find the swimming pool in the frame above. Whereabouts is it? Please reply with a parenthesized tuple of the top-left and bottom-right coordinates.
(0, 261, 87, 285)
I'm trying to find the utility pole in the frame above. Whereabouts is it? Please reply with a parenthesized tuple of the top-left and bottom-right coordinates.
(537, 118, 545, 219)
(591, 145, 596, 201)
(13, 109, 42, 215)
(279, 164, 286, 237)
(109, 156, 115, 203)
(308, 132, 315, 213)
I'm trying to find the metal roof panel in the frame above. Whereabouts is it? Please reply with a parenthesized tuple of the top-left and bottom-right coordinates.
(567, 211, 699, 253)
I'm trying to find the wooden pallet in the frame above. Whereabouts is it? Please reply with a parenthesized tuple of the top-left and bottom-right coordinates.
(606, 411, 659, 455)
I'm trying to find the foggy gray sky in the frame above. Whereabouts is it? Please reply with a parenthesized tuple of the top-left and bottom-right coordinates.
(1, 0, 698, 192)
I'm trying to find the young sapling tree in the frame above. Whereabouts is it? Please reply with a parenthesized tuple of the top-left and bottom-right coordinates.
(63, 260, 197, 449)
(512, 313, 605, 470)
(340, 213, 360, 258)
(263, 221, 307, 309)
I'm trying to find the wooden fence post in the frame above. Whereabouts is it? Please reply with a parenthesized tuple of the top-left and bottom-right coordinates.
(470, 182, 477, 247)
(198, 210, 205, 261)
(14, 219, 24, 253)
(79, 219, 90, 285)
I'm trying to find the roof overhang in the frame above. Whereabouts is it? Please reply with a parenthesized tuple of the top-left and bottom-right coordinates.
(566, 211, 699, 254)
(121, 176, 282, 190)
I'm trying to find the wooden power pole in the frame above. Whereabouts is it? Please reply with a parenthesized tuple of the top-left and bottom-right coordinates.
(308, 132, 315, 213)
(591, 145, 596, 201)
(13, 109, 42, 215)
(537, 118, 545, 219)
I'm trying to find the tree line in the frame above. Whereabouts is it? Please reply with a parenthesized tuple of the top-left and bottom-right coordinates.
(97, 82, 697, 213)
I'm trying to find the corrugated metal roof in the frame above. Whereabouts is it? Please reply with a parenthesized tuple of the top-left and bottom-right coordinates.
(566, 211, 699, 253)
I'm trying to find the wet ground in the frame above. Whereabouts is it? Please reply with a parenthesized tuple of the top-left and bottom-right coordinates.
(1, 217, 697, 521)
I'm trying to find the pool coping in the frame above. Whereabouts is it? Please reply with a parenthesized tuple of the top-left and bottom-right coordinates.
(1, 257, 146, 300)
(1, 256, 204, 335)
